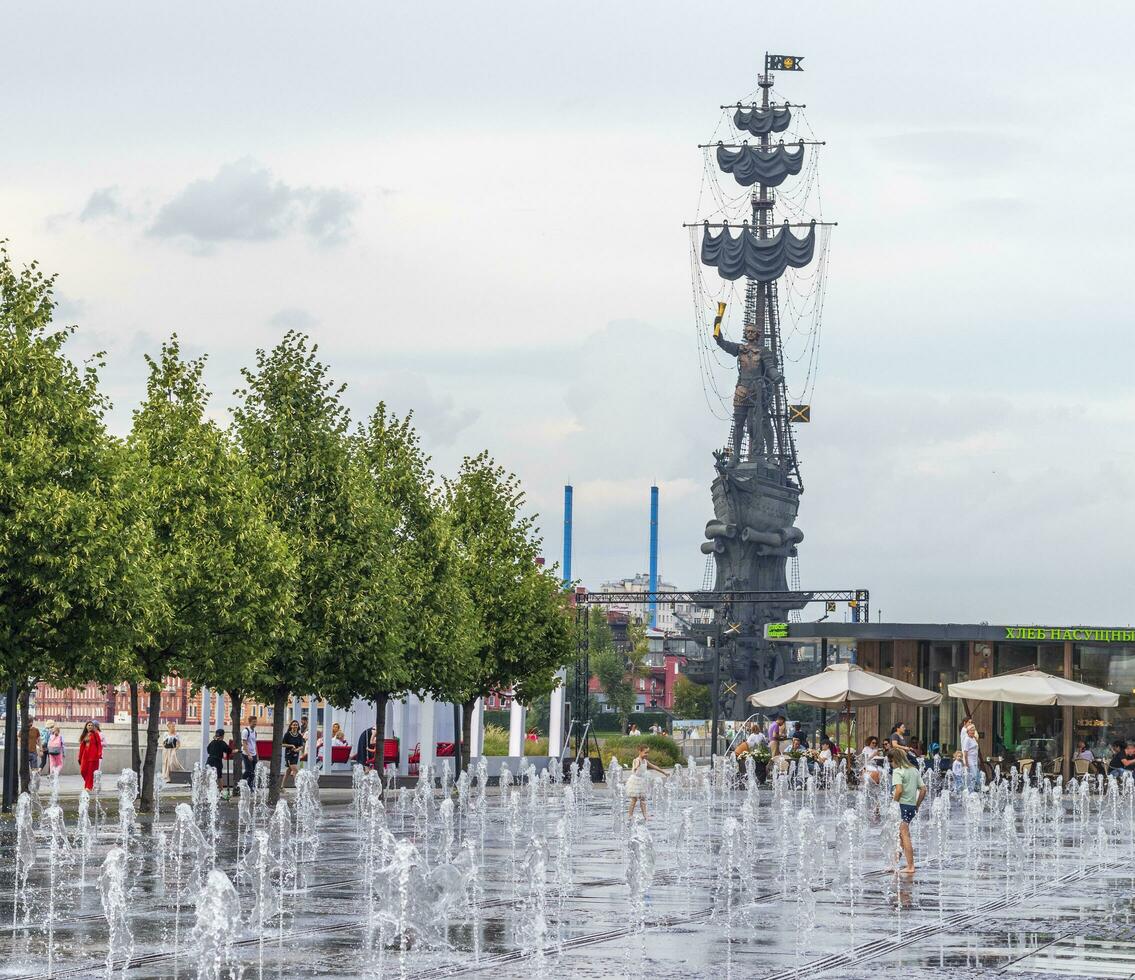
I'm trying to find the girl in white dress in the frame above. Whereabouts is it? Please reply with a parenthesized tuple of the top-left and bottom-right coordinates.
(626, 744, 670, 820)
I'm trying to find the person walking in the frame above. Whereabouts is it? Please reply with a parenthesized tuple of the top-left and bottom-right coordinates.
(625, 744, 669, 821)
(162, 721, 182, 780)
(206, 728, 231, 798)
(78, 721, 103, 791)
(25, 724, 42, 775)
(282, 720, 304, 788)
(241, 715, 259, 788)
(889, 747, 926, 875)
(44, 722, 66, 777)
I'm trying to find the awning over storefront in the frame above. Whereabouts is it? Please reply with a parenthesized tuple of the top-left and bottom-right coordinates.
(948, 670, 1118, 707)
(763, 622, 1135, 646)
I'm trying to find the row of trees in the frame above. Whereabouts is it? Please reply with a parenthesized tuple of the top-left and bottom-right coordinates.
(1, 246, 576, 807)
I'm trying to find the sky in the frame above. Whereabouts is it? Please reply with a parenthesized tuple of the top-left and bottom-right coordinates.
(3, 2, 1133, 625)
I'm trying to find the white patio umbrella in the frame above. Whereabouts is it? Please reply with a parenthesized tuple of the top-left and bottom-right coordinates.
(747, 662, 942, 749)
(947, 669, 1118, 707)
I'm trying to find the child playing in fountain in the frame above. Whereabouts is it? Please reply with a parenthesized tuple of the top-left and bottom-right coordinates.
(890, 747, 926, 875)
(951, 750, 965, 793)
(626, 744, 670, 821)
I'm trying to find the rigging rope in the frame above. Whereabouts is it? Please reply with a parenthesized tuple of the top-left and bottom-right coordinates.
(690, 99, 832, 420)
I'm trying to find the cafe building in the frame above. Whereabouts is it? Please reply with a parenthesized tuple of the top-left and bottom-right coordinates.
(764, 622, 1135, 777)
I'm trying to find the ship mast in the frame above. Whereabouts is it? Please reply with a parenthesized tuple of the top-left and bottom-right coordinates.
(750, 60, 800, 489)
(694, 53, 824, 488)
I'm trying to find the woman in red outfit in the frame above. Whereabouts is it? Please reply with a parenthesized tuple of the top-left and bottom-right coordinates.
(78, 721, 103, 791)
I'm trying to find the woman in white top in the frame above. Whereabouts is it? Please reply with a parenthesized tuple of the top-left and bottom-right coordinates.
(162, 721, 182, 779)
(859, 736, 880, 767)
(625, 744, 669, 821)
(960, 721, 980, 791)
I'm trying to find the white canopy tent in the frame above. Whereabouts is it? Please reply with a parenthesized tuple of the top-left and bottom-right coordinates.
(948, 669, 1117, 781)
(748, 662, 942, 749)
(947, 669, 1118, 708)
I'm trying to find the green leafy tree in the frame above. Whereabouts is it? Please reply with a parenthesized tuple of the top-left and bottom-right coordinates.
(333, 405, 479, 774)
(128, 337, 293, 810)
(671, 674, 712, 720)
(446, 452, 575, 767)
(232, 332, 364, 804)
(0, 246, 151, 794)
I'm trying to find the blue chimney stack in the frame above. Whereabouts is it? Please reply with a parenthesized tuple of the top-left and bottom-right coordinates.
(648, 485, 659, 627)
(562, 485, 573, 586)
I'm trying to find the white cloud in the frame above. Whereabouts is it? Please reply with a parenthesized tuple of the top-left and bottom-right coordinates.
(79, 186, 131, 222)
(148, 159, 358, 250)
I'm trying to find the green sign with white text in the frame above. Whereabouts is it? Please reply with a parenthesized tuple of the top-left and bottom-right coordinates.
(766, 622, 789, 639)
(1006, 626, 1135, 643)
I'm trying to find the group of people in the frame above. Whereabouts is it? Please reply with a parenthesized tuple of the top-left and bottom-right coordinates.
(205, 715, 356, 797)
(23, 718, 188, 792)
(859, 718, 982, 792)
(1076, 738, 1135, 775)
(735, 715, 843, 769)
(23, 720, 105, 791)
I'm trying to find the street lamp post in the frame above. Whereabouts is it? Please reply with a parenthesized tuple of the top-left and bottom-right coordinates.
(709, 623, 721, 758)
(819, 637, 829, 737)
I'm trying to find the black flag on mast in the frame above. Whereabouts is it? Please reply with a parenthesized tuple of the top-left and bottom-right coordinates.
(766, 54, 804, 71)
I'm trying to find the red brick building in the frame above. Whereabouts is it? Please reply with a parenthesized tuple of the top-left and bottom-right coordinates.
(35, 676, 196, 725)
(587, 622, 689, 713)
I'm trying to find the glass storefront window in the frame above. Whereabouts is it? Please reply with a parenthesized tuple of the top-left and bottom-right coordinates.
(1073, 644, 1135, 759)
(921, 642, 967, 753)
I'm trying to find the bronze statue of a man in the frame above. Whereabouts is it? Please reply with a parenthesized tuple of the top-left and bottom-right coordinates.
(713, 315, 778, 464)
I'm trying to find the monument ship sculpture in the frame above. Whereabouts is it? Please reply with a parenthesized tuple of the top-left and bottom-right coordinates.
(683, 54, 836, 720)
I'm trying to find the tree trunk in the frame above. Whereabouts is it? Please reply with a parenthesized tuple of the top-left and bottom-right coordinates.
(228, 691, 242, 794)
(452, 702, 463, 779)
(18, 687, 32, 794)
(128, 681, 141, 778)
(266, 687, 287, 807)
(373, 691, 388, 772)
(138, 686, 163, 811)
(461, 698, 476, 772)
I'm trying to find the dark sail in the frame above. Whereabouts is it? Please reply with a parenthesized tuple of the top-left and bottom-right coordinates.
(733, 105, 791, 137)
(716, 141, 805, 188)
(700, 221, 816, 282)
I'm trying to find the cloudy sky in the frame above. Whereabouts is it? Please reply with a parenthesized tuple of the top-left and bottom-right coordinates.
(5, 3, 1133, 624)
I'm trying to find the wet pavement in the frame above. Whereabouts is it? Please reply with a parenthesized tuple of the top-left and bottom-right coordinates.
(1, 762, 1133, 979)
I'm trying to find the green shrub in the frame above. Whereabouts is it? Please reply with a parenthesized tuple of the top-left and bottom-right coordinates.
(602, 734, 685, 768)
(523, 737, 548, 756)
(481, 723, 509, 756)
(480, 725, 549, 757)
